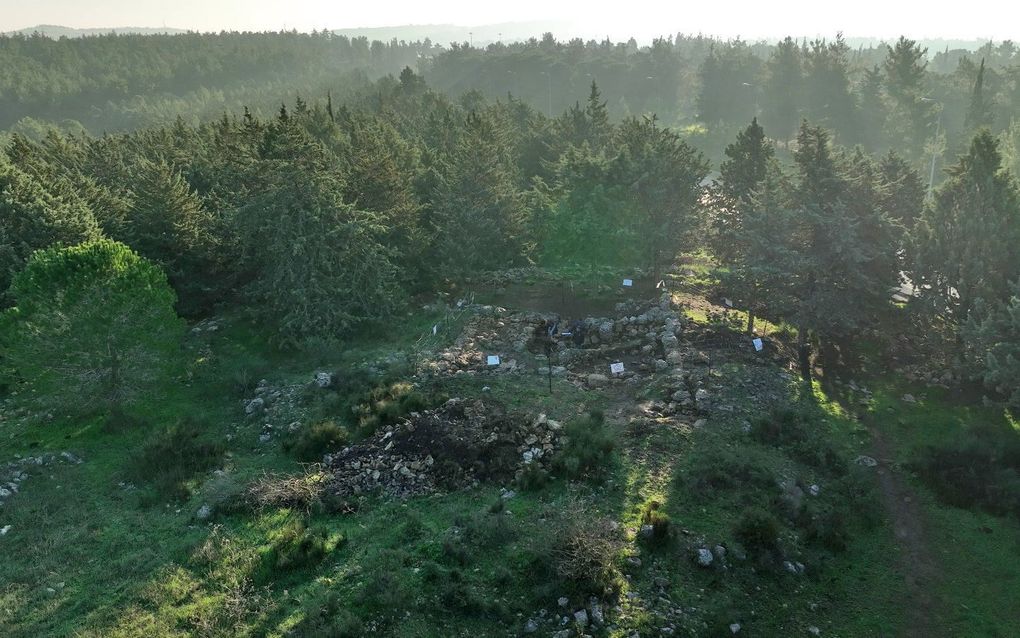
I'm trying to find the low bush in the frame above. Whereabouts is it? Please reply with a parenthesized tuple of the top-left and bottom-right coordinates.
(556, 410, 615, 481)
(306, 370, 442, 439)
(751, 407, 809, 447)
(914, 424, 1020, 519)
(552, 511, 623, 595)
(751, 407, 847, 474)
(126, 417, 224, 501)
(357, 549, 413, 614)
(284, 420, 350, 462)
(223, 351, 271, 398)
(254, 519, 336, 584)
(516, 463, 550, 491)
(733, 507, 781, 556)
(799, 504, 850, 552)
(639, 500, 672, 545)
(684, 446, 774, 497)
(291, 592, 363, 638)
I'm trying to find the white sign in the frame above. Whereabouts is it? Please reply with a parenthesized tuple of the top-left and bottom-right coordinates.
(656, 280, 665, 289)
(724, 298, 733, 307)
(622, 279, 633, 287)
(487, 355, 501, 366)
(752, 338, 763, 352)
(610, 362, 625, 374)
(432, 324, 438, 336)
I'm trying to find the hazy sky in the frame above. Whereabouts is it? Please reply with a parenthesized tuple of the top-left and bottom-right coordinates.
(2, 0, 1018, 40)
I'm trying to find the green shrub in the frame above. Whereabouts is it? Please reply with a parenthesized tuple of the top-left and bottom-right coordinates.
(639, 500, 672, 544)
(799, 504, 850, 552)
(751, 407, 809, 447)
(357, 549, 412, 614)
(733, 507, 781, 555)
(254, 519, 335, 584)
(398, 514, 427, 543)
(516, 463, 549, 491)
(306, 371, 441, 439)
(684, 446, 774, 497)
(751, 407, 846, 473)
(284, 420, 350, 462)
(224, 351, 270, 397)
(556, 410, 615, 481)
(127, 417, 224, 501)
(291, 592, 363, 638)
(914, 424, 1020, 519)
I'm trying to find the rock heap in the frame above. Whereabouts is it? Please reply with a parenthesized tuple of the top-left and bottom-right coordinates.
(324, 399, 561, 500)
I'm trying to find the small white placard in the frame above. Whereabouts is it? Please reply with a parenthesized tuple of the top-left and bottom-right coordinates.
(724, 298, 733, 307)
(432, 324, 438, 336)
(487, 355, 501, 366)
(752, 338, 763, 352)
(622, 278, 633, 287)
(610, 362, 625, 374)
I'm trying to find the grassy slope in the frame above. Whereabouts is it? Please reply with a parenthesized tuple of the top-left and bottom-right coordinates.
(862, 383, 1020, 637)
(1, 278, 1017, 637)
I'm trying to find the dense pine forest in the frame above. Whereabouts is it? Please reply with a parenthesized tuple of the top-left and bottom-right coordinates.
(1, 27, 1019, 638)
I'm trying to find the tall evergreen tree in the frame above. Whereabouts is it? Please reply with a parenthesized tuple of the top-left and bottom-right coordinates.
(616, 116, 710, 280)
(713, 118, 778, 333)
(914, 130, 1020, 328)
(123, 157, 220, 314)
(761, 37, 803, 142)
(430, 111, 530, 272)
(882, 37, 933, 159)
(962, 280, 1020, 408)
(964, 58, 994, 134)
(0, 153, 102, 300)
(803, 36, 857, 142)
(787, 122, 898, 380)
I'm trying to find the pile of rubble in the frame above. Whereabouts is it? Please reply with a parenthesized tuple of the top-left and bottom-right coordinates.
(324, 399, 561, 499)
(417, 292, 694, 382)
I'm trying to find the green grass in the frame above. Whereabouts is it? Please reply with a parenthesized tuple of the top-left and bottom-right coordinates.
(856, 381, 1020, 636)
(3, 274, 1018, 637)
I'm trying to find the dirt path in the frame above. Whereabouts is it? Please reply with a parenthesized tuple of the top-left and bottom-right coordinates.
(866, 418, 945, 638)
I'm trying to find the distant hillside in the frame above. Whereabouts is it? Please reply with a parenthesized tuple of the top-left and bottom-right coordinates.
(6, 24, 187, 38)
(333, 21, 572, 46)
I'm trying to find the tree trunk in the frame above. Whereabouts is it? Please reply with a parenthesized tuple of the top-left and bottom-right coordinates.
(746, 309, 756, 336)
(797, 326, 812, 383)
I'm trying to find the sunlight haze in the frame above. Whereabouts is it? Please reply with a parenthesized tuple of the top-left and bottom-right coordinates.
(3, 0, 1019, 40)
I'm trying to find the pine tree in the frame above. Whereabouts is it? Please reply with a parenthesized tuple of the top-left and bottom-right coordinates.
(718, 118, 773, 206)
(0, 153, 102, 300)
(803, 35, 856, 142)
(430, 111, 530, 272)
(584, 81, 611, 150)
(713, 118, 777, 333)
(0, 239, 183, 420)
(240, 121, 401, 344)
(964, 58, 994, 133)
(882, 37, 933, 158)
(914, 130, 1020, 328)
(787, 122, 898, 380)
(962, 280, 1020, 408)
(124, 157, 219, 314)
(761, 37, 803, 142)
(616, 116, 710, 280)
